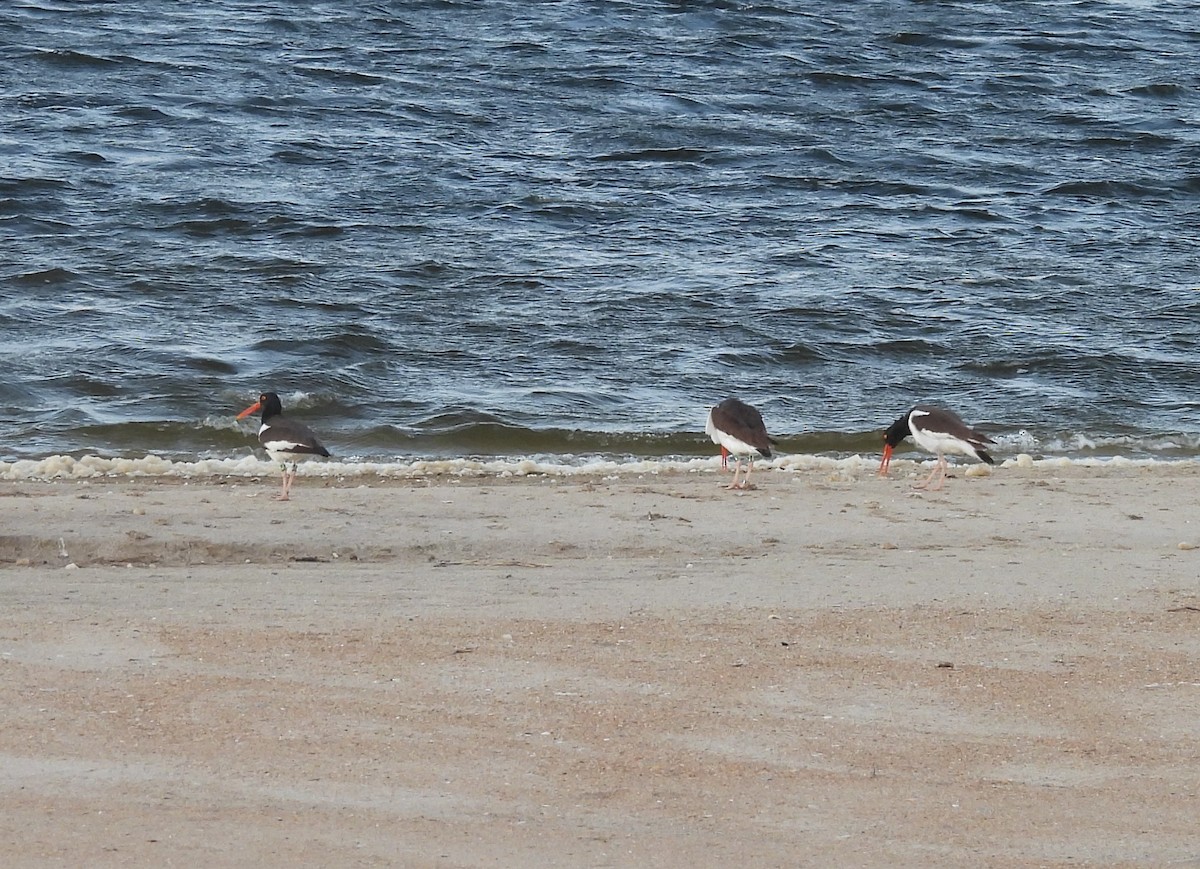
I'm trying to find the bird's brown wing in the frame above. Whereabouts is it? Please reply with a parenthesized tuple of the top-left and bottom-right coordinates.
(712, 399, 772, 455)
(261, 418, 331, 457)
(914, 405, 995, 448)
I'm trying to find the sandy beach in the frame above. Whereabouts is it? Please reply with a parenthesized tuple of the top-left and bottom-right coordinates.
(2, 459, 1199, 868)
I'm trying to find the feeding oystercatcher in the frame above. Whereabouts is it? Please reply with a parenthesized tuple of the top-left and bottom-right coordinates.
(236, 392, 331, 501)
(879, 405, 994, 491)
(705, 397, 775, 490)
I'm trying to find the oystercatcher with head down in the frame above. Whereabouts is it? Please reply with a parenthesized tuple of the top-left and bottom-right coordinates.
(705, 397, 775, 490)
(879, 405, 994, 491)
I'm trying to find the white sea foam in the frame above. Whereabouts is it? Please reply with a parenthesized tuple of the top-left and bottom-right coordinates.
(1, 452, 1195, 481)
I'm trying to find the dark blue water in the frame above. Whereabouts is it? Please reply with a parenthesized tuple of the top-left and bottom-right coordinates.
(4, 1, 1200, 465)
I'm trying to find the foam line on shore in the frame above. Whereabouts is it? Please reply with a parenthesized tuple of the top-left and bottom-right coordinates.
(1, 452, 1196, 481)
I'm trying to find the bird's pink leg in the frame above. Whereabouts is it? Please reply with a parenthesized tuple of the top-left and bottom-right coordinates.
(928, 457, 948, 491)
(726, 458, 744, 489)
(741, 458, 755, 489)
(277, 464, 294, 501)
(914, 456, 946, 491)
(913, 459, 936, 490)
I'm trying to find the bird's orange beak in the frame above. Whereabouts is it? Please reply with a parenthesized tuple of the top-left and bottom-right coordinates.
(878, 443, 893, 477)
(236, 400, 262, 420)
(720, 446, 729, 469)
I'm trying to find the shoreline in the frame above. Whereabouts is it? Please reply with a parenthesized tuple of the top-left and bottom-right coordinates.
(4, 449, 1200, 484)
(2, 469, 1199, 866)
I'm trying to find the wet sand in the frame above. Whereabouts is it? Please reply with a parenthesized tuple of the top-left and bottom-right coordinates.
(2, 460, 1199, 867)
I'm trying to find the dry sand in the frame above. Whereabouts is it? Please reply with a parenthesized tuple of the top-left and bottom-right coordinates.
(2, 460, 1199, 868)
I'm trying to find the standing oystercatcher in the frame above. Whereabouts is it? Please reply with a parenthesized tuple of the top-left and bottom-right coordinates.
(878, 405, 994, 491)
(236, 391, 331, 501)
(705, 397, 774, 490)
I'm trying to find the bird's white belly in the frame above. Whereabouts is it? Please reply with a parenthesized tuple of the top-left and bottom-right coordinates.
(263, 440, 316, 462)
(709, 429, 761, 458)
(911, 427, 975, 458)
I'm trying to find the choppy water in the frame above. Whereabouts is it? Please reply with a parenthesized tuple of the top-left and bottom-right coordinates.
(4, 1, 1200, 469)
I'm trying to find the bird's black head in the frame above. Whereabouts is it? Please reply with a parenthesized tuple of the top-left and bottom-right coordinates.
(258, 392, 283, 417)
(237, 391, 284, 422)
(883, 412, 911, 448)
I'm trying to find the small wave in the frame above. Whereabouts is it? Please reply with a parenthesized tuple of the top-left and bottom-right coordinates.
(294, 65, 388, 85)
(270, 142, 346, 167)
(0, 176, 69, 197)
(982, 427, 1200, 459)
(12, 267, 78, 285)
(1012, 36, 1127, 55)
(1123, 82, 1186, 98)
(592, 148, 714, 163)
(888, 32, 985, 50)
(251, 328, 392, 359)
(57, 150, 110, 165)
(274, 222, 345, 238)
(0, 215, 73, 233)
(115, 106, 176, 122)
(806, 71, 880, 88)
(171, 218, 255, 237)
(866, 337, 949, 355)
(777, 341, 832, 363)
(32, 48, 120, 69)
(1044, 179, 1169, 200)
(18, 411, 1199, 466)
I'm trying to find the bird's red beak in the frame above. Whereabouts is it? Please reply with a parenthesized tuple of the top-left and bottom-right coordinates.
(236, 400, 262, 420)
(878, 443, 893, 477)
(720, 446, 729, 469)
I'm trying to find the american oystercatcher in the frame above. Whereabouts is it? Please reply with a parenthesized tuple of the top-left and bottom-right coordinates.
(236, 392, 331, 501)
(705, 397, 775, 490)
(879, 404, 995, 491)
